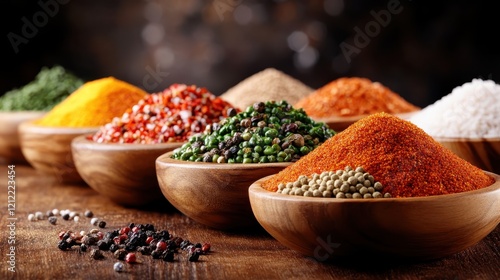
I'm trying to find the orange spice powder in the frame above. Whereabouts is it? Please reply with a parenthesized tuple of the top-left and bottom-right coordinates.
(294, 77, 419, 118)
(261, 113, 495, 197)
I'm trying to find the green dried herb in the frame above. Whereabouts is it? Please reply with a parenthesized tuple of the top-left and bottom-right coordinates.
(0, 65, 84, 111)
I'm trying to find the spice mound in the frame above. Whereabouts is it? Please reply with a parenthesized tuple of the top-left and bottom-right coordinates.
(278, 166, 391, 199)
(0, 65, 83, 111)
(35, 77, 147, 127)
(91, 84, 237, 144)
(262, 113, 494, 197)
(410, 78, 500, 138)
(220, 68, 313, 111)
(294, 77, 419, 118)
(171, 100, 335, 163)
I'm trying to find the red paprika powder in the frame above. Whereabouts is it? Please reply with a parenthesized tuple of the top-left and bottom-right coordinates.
(295, 77, 419, 118)
(262, 113, 495, 197)
(91, 84, 238, 144)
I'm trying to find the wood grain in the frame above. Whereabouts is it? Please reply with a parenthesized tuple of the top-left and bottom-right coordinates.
(0, 112, 45, 163)
(18, 121, 98, 184)
(71, 135, 182, 206)
(249, 173, 500, 261)
(435, 137, 500, 174)
(156, 152, 291, 230)
(0, 165, 499, 280)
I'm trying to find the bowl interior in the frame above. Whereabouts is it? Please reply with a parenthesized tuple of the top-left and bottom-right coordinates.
(156, 151, 291, 230)
(249, 172, 500, 260)
(0, 112, 46, 162)
(72, 135, 183, 206)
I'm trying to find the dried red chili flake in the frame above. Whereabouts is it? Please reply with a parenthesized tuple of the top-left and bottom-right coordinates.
(91, 84, 238, 144)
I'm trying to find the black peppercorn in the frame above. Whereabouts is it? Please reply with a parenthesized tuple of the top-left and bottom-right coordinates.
(114, 249, 127, 260)
(90, 249, 104, 260)
(187, 248, 201, 262)
(162, 250, 175, 262)
(109, 244, 119, 253)
(80, 244, 88, 252)
(180, 240, 192, 250)
(151, 249, 162, 259)
(84, 210, 93, 218)
(138, 246, 152, 255)
(97, 240, 110, 251)
(62, 213, 70, 220)
(48, 216, 57, 225)
(98, 221, 106, 228)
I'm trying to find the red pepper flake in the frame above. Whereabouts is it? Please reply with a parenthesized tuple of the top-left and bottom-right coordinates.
(91, 84, 238, 144)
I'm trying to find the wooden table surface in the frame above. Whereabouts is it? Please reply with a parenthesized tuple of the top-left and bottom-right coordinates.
(1, 164, 499, 280)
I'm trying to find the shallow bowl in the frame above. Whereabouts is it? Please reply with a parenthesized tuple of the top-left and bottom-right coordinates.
(156, 151, 291, 230)
(0, 112, 45, 163)
(18, 121, 99, 183)
(249, 172, 500, 261)
(72, 135, 183, 206)
(434, 137, 500, 174)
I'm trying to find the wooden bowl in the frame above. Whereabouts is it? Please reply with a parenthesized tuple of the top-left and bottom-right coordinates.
(18, 121, 99, 183)
(155, 151, 291, 230)
(72, 135, 182, 206)
(315, 111, 419, 132)
(249, 172, 500, 261)
(0, 112, 45, 163)
(434, 137, 500, 174)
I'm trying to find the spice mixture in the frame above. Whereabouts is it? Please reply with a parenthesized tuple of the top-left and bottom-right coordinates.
(36, 77, 147, 127)
(410, 79, 500, 138)
(220, 68, 313, 111)
(171, 100, 335, 163)
(0, 65, 83, 111)
(91, 84, 237, 144)
(277, 166, 391, 199)
(57, 223, 210, 263)
(262, 113, 494, 197)
(294, 77, 419, 118)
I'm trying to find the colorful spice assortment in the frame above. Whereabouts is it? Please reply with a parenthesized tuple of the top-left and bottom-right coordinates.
(0, 65, 83, 111)
(171, 100, 335, 163)
(91, 84, 237, 144)
(277, 166, 391, 199)
(294, 77, 419, 118)
(36, 77, 147, 127)
(410, 79, 500, 138)
(220, 68, 313, 111)
(262, 113, 494, 197)
(57, 223, 211, 264)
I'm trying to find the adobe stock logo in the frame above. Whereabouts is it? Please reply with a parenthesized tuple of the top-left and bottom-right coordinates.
(339, 0, 406, 63)
(7, 0, 71, 54)
(313, 234, 341, 262)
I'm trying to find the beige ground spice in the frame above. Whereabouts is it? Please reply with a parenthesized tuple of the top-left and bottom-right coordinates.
(220, 68, 314, 110)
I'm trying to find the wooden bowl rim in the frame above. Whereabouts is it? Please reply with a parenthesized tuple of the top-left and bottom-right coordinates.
(312, 110, 420, 124)
(19, 119, 100, 134)
(72, 134, 185, 151)
(249, 171, 500, 203)
(156, 151, 292, 170)
(433, 136, 500, 142)
(0, 111, 46, 118)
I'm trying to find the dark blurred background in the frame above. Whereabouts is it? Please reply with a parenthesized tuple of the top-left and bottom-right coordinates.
(1, 0, 499, 108)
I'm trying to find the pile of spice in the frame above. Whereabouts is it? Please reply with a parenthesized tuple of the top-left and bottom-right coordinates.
(91, 84, 237, 144)
(171, 100, 335, 163)
(294, 77, 419, 118)
(410, 79, 500, 138)
(220, 68, 314, 111)
(0, 65, 83, 111)
(262, 113, 494, 197)
(35, 77, 147, 127)
(57, 223, 211, 265)
(278, 166, 391, 199)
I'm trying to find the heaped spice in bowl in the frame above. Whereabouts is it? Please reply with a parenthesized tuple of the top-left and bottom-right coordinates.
(294, 77, 419, 118)
(0, 65, 84, 111)
(262, 113, 495, 197)
(220, 68, 314, 111)
(35, 77, 147, 127)
(410, 79, 500, 138)
(91, 84, 237, 144)
(171, 100, 335, 163)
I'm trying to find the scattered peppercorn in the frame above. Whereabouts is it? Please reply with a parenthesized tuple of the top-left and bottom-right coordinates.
(172, 100, 335, 163)
(98, 221, 107, 228)
(48, 216, 58, 225)
(114, 249, 128, 260)
(84, 210, 94, 218)
(113, 262, 125, 272)
(125, 253, 137, 264)
(90, 249, 104, 260)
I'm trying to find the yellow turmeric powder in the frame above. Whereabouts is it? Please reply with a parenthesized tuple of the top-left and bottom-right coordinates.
(36, 77, 147, 127)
